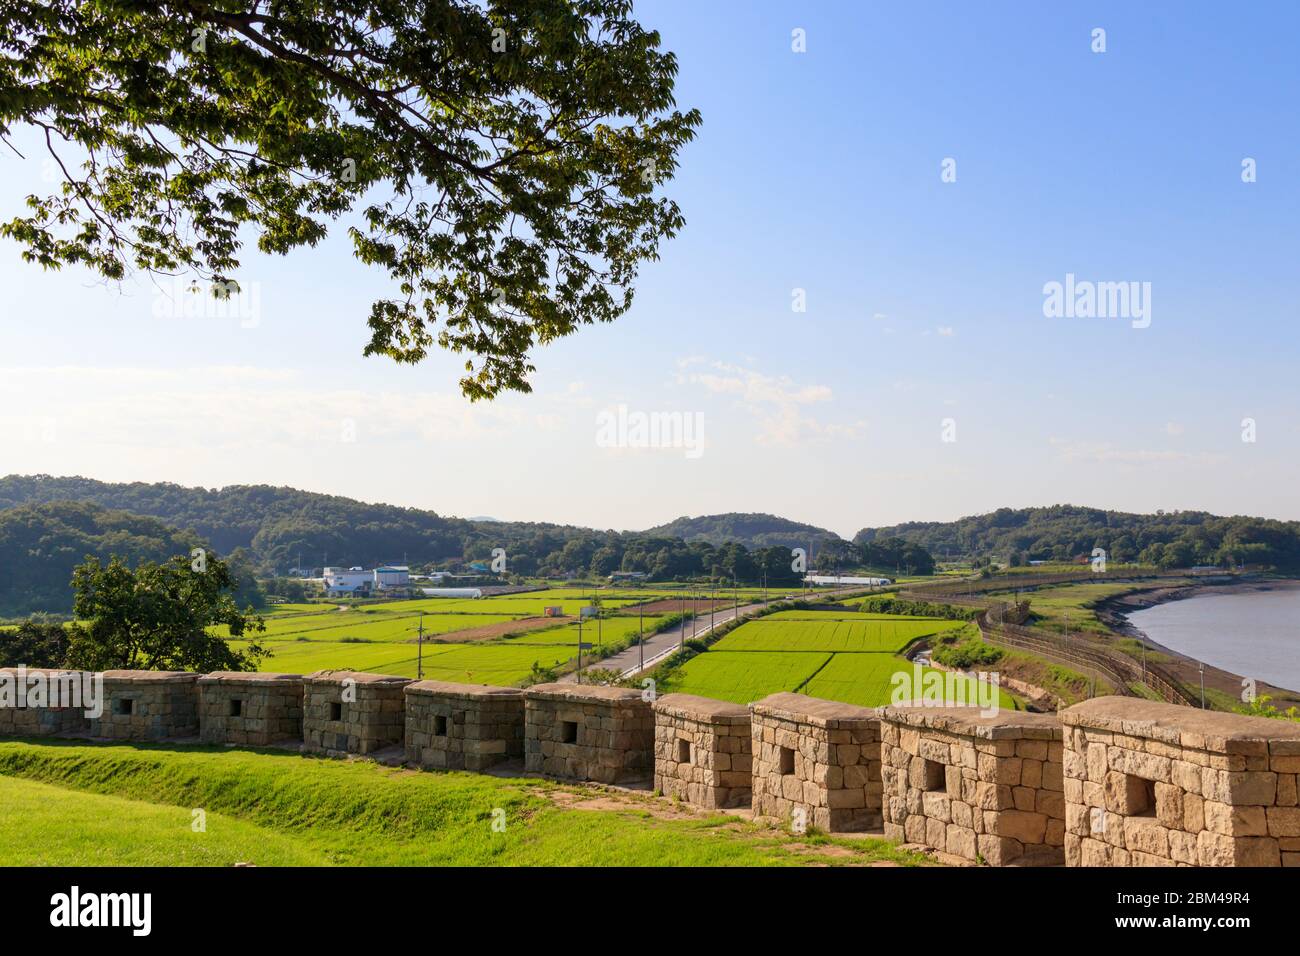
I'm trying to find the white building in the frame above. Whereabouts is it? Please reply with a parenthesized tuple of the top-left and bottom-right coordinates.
(374, 565, 410, 590)
(323, 567, 373, 597)
(421, 587, 483, 599)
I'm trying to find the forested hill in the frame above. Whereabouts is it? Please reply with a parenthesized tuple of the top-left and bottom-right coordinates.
(0, 475, 567, 572)
(0, 501, 203, 616)
(854, 504, 1300, 569)
(639, 513, 841, 550)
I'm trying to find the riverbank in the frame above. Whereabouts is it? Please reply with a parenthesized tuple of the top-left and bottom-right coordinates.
(1095, 576, 1300, 707)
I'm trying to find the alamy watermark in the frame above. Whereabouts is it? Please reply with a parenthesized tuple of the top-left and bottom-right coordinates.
(1042, 273, 1151, 329)
(890, 662, 1000, 717)
(596, 404, 704, 460)
(0, 667, 103, 719)
(152, 276, 261, 329)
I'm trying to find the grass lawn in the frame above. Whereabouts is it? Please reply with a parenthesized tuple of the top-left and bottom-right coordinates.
(0, 741, 927, 867)
(0, 776, 325, 865)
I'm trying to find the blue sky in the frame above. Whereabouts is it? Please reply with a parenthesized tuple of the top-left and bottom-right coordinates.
(2, 1, 1298, 535)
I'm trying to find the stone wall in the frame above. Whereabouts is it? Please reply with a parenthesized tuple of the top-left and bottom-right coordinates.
(1062, 697, 1300, 867)
(652, 693, 752, 809)
(750, 692, 882, 832)
(88, 670, 200, 740)
(524, 683, 654, 784)
(405, 680, 524, 771)
(880, 705, 1065, 865)
(302, 671, 411, 755)
(0, 668, 94, 737)
(197, 672, 304, 747)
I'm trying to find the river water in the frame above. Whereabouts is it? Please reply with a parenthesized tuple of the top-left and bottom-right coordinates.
(1126, 587, 1300, 693)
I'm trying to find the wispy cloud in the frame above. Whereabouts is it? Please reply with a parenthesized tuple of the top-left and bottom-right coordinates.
(675, 358, 864, 445)
(1048, 437, 1224, 466)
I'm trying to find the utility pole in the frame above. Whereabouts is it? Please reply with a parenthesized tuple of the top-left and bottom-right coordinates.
(680, 593, 687, 652)
(417, 613, 424, 680)
(577, 615, 584, 684)
(638, 600, 644, 674)
(1199, 663, 1206, 709)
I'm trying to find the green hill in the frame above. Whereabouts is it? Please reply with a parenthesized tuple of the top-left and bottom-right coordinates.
(640, 512, 841, 550)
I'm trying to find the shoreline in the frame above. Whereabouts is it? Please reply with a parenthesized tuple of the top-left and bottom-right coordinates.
(1094, 576, 1300, 702)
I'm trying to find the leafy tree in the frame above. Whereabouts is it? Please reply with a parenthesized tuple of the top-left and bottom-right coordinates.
(66, 553, 267, 672)
(0, 620, 78, 668)
(1, 0, 700, 399)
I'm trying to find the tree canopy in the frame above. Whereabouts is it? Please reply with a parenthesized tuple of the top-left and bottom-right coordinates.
(66, 553, 267, 672)
(0, 0, 699, 398)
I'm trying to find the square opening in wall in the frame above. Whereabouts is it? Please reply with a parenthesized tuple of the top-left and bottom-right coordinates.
(778, 745, 795, 775)
(676, 738, 692, 764)
(560, 720, 578, 744)
(229, 698, 243, 718)
(114, 698, 134, 716)
(434, 714, 449, 736)
(922, 758, 945, 791)
(1126, 775, 1156, 817)
(329, 701, 343, 722)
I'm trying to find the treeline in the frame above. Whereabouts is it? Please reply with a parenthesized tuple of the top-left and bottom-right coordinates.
(0, 502, 264, 617)
(855, 504, 1300, 571)
(0, 476, 936, 585)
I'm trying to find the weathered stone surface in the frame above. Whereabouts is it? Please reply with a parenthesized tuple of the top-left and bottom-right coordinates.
(198, 672, 303, 746)
(523, 683, 653, 784)
(405, 680, 524, 771)
(302, 670, 411, 755)
(750, 693, 882, 833)
(87, 670, 199, 740)
(878, 706, 1064, 865)
(652, 693, 751, 809)
(1062, 697, 1300, 867)
(0, 667, 95, 737)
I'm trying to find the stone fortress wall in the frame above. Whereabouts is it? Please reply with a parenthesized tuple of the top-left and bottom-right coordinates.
(2, 662, 1295, 866)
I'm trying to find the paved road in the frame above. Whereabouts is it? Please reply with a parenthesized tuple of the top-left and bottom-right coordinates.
(559, 587, 866, 684)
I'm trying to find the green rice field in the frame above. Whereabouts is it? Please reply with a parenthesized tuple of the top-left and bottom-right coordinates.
(711, 613, 964, 653)
(665, 611, 1016, 710)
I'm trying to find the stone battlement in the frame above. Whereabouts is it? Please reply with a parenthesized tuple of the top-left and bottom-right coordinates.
(750, 692, 883, 832)
(405, 680, 525, 771)
(879, 705, 1065, 865)
(653, 693, 752, 809)
(1061, 696, 1300, 867)
(524, 682, 654, 783)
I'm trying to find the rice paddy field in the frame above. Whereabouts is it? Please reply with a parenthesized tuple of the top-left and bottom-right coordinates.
(229, 588, 678, 684)
(664, 611, 1017, 710)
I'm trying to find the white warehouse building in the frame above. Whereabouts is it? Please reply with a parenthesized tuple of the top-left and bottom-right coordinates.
(323, 567, 373, 597)
(374, 566, 410, 589)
